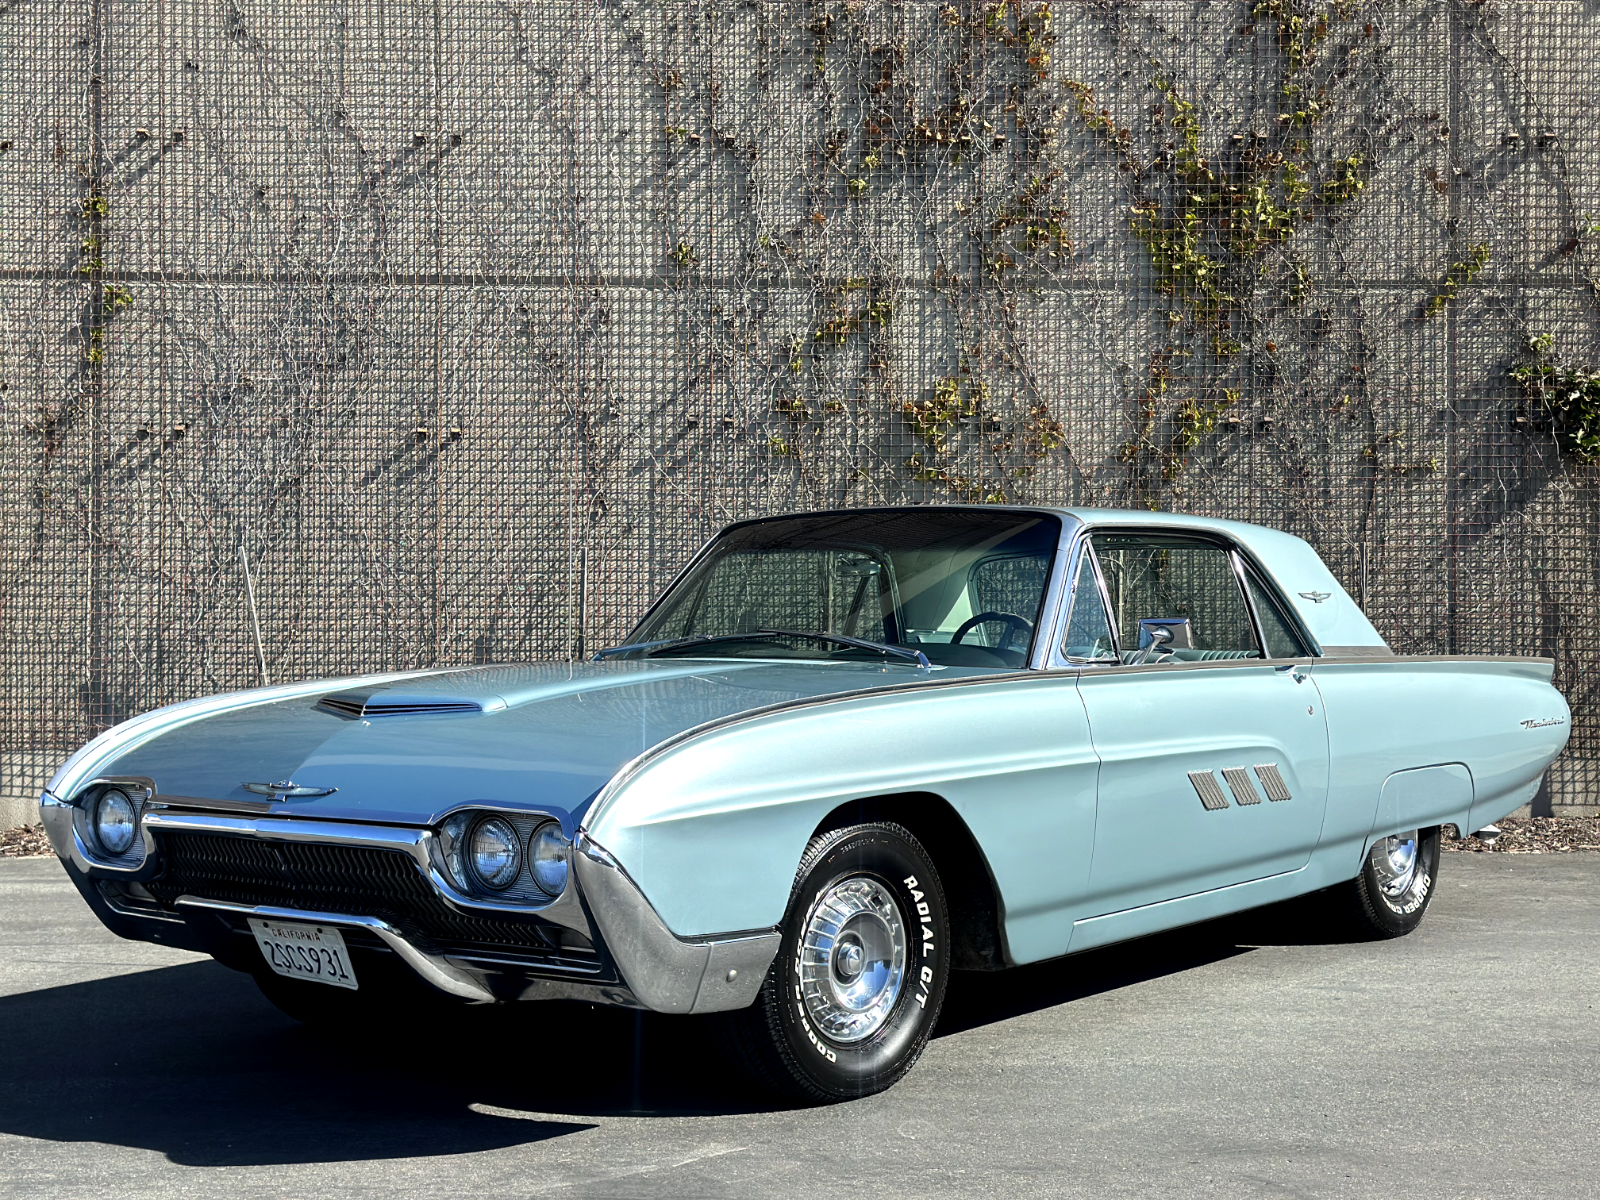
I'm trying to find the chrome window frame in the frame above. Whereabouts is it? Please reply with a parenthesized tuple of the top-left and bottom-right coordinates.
(1045, 523, 1323, 668)
(1233, 553, 1315, 659)
(1021, 516, 1077, 669)
(1046, 527, 1119, 669)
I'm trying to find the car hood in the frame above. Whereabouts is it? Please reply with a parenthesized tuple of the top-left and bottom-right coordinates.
(76, 659, 990, 827)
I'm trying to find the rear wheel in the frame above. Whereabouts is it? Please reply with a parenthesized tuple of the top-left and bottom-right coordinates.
(1341, 826, 1441, 938)
(716, 822, 949, 1103)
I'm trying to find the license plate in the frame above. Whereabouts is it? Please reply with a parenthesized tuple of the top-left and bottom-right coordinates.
(249, 918, 359, 990)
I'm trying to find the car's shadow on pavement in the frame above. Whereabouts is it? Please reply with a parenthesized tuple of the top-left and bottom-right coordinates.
(0, 897, 1354, 1164)
(935, 891, 1349, 1035)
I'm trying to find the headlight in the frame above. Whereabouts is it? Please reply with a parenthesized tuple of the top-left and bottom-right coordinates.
(468, 816, 522, 890)
(529, 822, 570, 895)
(93, 788, 138, 856)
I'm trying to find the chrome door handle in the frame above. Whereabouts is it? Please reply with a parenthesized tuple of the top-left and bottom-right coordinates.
(1275, 662, 1309, 683)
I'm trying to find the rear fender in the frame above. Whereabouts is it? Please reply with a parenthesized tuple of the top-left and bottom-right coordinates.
(1372, 764, 1473, 849)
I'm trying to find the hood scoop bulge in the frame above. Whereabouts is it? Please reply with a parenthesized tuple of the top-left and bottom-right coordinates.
(316, 685, 506, 719)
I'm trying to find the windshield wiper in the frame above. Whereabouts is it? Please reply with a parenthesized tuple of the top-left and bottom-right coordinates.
(592, 634, 722, 660)
(755, 629, 931, 668)
(594, 629, 930, 668)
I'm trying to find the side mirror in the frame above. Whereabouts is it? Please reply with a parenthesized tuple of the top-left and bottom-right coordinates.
(1132, 623, 1174, 665)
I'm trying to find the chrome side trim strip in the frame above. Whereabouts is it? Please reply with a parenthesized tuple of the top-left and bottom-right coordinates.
(171, 895, 497, 1002)
(579, 648, 1557, 833)
(1311, 653, 1553, 667)
(579, 667, 1040, 831)
(573, 833, 778, 1014)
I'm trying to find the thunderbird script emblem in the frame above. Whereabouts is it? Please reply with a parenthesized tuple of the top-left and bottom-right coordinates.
(242, 780, 338, 801)
(1297, 590, 1331, 603)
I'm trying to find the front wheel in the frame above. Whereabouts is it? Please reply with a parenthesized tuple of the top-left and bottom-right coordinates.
(716, 821, 950, 1103)
(1342, 826, 1441, 938)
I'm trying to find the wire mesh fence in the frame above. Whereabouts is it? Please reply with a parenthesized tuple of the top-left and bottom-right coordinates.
(2, 1, 1597, 821)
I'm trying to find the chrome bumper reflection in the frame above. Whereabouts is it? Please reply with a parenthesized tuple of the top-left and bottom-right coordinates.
(573, 834, 779, 1014)
(44, 793, 780, 1015)
(174, 895, 497, 1002)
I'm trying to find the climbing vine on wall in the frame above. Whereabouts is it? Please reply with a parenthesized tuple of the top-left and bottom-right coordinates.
(1512, 334, 1600, 463)
(646, 0, 1415, 512)
(662, 1, 1081, 506)
(1066, 0, 1383, 505)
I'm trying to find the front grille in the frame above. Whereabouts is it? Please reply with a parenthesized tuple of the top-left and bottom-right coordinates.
(146, 830, 586, 961)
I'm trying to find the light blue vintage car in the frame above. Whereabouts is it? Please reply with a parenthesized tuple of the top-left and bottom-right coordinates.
(40, 507, 1570, 1101)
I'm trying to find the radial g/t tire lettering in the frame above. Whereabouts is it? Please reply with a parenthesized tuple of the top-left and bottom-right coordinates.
(715, 821, 950, 1103)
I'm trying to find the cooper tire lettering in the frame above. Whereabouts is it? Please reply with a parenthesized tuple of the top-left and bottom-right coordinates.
(1334, 826, 1442, 940)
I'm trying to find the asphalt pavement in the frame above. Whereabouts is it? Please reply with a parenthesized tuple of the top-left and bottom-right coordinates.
(0, 852, 1595, 1199)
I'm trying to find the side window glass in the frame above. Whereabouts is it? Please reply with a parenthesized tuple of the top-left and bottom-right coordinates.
(1092, 535, 1261, 662)
(1244, 570, 1308, 658)
(1061, 550, 1117, 661)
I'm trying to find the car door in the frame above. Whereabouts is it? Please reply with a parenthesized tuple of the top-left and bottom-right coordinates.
(1071, 532, 1330, 918)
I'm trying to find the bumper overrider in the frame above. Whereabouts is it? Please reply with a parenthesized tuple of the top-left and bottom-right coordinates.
(39, 780, 779, 1014)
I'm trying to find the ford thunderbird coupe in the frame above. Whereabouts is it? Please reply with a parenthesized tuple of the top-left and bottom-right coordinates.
(40, 507, 1570, 1101)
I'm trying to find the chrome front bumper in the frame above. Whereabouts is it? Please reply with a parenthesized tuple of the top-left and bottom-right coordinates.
(40, 794, 779, 1015)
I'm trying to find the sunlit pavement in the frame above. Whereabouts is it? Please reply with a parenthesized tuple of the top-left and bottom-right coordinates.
(1, 852, 1595, 1199)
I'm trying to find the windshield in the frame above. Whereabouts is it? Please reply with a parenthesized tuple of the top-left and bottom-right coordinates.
(622, 509, 1061, 668)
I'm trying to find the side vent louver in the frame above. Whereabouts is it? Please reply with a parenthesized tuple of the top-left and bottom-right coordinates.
(1188, 770, 1231, 812)
(1221, 767, 1262, 806)
(1254, 763, 1292, 802)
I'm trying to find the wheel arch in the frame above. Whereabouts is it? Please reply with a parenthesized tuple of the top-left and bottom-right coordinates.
(811, 791, 1010, 971)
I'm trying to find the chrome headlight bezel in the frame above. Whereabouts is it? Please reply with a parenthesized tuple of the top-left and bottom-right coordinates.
(92, 787, 139, 856)
(69, 777, 154, 868)
(435, 806, 574, 905)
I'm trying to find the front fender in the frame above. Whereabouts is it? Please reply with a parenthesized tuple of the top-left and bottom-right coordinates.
(582, 673, 1100, 954)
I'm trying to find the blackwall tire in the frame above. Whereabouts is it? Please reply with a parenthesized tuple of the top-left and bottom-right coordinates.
(715, 821, 950, 1104)
(1343, 826, 1441, 939)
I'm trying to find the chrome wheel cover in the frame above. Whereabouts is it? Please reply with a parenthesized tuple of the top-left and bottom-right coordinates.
(799, 875, 907, 1045)
(1370, 830, 1422, 900)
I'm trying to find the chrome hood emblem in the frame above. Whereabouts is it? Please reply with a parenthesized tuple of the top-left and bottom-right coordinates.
(1298, 590, 1331, 603)
(242, 780, 338, 801)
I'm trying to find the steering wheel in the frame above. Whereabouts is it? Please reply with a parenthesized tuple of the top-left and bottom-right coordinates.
(951, 611, 1034, 652)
